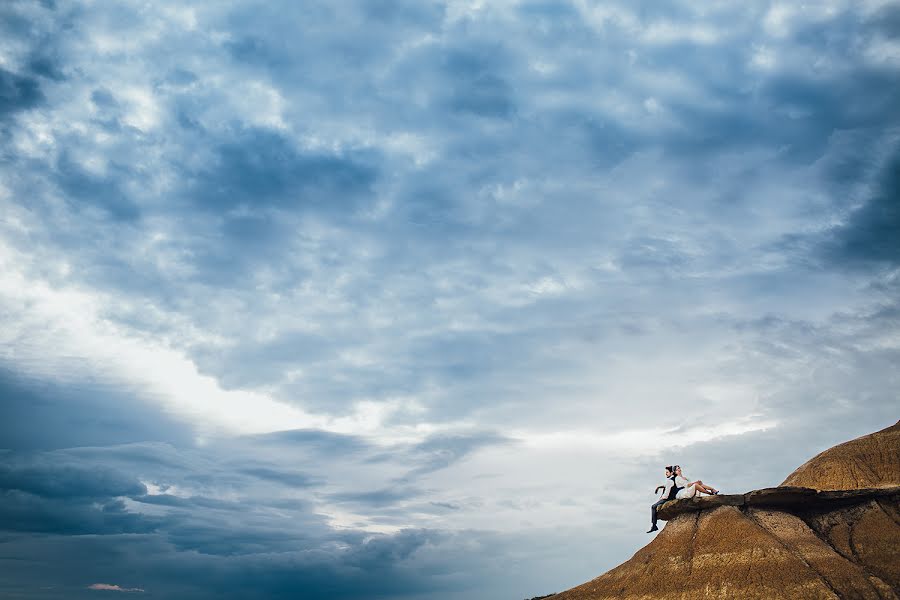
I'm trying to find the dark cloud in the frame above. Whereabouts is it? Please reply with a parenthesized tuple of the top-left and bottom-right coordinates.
(161, 520, 320, 556)
(441, 47, 516, 119)
(0, 441, 528, 598)
(238, 466, 319, 488)
(0, 67, 43, 119)
(0, 492, 158, 535)
(183, 129, 378, 213)
(225, 36, 289, 69)
(865, 3, 900, 38)
(0, 369, 193, 451)
(90, 88, 118, 109)
(0, 459, 146, 499)
(0, 453, 157, 536)
(0, 1, 70, 130)
(53, 153, 142, 221)
(824, 148, 900, 267)
(0, 529, 450, 599)
(243, 429, 371, 455)
(27, 55, 65, 81)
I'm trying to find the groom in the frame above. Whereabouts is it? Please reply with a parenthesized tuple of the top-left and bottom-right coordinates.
(648, 465, 675, 533)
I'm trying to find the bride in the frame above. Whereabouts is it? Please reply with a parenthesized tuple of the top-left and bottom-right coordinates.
(673, 465, 719, 498)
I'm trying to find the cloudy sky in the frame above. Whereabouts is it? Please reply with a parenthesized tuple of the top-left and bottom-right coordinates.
(1, 0, 898, 598)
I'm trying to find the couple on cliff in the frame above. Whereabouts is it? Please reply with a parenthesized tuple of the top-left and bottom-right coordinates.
(648, 465, 719, 533)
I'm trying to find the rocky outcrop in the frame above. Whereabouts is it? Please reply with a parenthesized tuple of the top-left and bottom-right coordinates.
(549, 421, 900, 600)
(656, 485, 900, 521)
(782, 421, 900, 490)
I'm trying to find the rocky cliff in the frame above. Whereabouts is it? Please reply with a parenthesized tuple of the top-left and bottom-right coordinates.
(549, 421, 900, 600)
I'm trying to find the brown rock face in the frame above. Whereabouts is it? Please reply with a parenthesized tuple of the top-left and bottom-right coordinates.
(781, 420, 900, 490)
(550, 421, 900, 600)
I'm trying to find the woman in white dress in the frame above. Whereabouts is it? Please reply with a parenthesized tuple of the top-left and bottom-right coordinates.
(673, 465, 719, 498)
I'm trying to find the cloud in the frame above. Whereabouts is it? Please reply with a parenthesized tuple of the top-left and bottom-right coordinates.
(396, 432, 514, 478)
(824, 145, 900, 267)
(183, 128, 379, 213)
(244, 429, 371, 454)
(238, 466, 319, 488)
(87, 584, 145, 593)
(0, 67, 44, 119)
(0, 493, 159, 536)
(53, 152, 142, 222)
(0, 436, 560, 597)
(0, 458, 146, 499)
(0, 368, 194, 451)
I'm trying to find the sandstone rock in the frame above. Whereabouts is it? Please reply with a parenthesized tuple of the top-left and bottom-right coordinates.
(782, 420, 900, 490)
(656, 493, 744, 521)
(554, 504, 898, 600)
(803, 498, 900, 591)
(814, 487, 900, 505)
(744, 486, 817, 506)
(548, 421, 900, 600)
(746, 507, 895, 599)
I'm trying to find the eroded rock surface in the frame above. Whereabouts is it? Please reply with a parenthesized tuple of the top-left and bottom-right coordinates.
(782, 420, 900, 490)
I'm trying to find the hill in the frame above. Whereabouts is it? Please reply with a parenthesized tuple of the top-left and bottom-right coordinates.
(546, 421, 900, 600)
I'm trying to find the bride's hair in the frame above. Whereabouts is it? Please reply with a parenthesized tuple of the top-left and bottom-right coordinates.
(673, 465, 681, 473)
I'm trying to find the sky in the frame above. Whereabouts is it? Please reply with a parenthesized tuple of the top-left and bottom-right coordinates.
(0, 0, 898, 598)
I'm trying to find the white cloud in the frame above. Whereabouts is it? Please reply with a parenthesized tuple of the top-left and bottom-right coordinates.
(87, 583, 145, 593)
(0, 241, 420, 440)
(864, 37, 900, 67)
(513, 416, 778, 454)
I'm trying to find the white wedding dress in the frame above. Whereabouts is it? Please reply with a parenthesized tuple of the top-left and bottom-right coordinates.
(674, 475, 698, 499)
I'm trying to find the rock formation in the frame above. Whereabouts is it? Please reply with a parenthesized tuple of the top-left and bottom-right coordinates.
(782, 421, 900, 490)
(549, 421, 900, 600)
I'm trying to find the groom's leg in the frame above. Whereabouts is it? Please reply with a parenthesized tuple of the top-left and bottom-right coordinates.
(650, 499, 665, 526)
